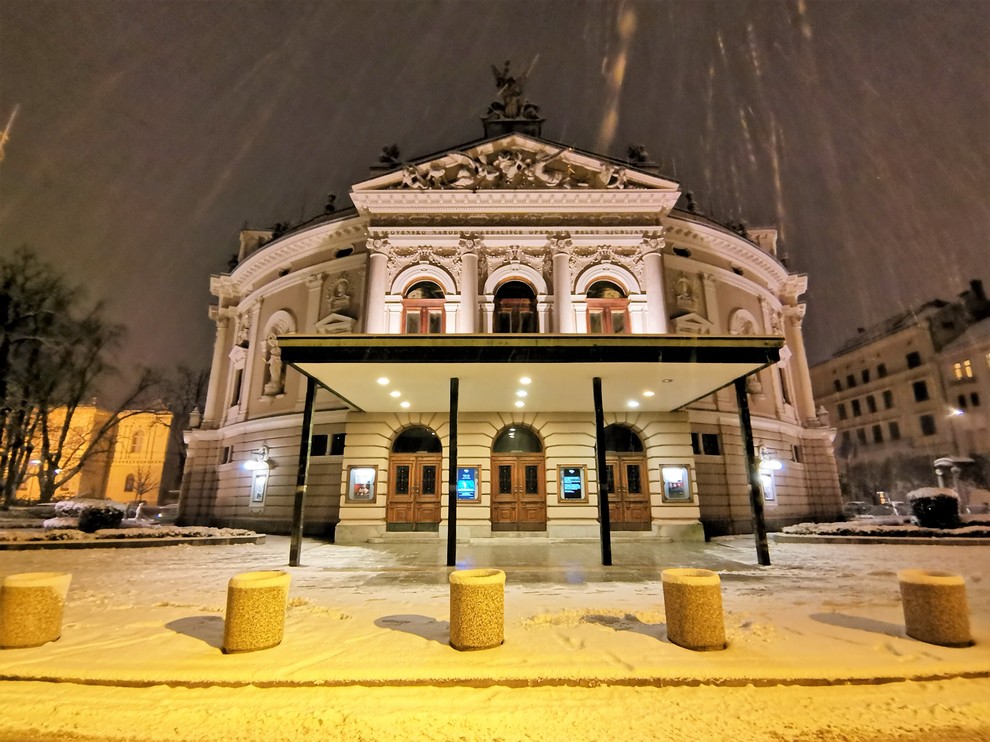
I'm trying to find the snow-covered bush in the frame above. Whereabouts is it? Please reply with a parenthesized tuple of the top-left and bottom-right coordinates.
(42, 516, 79, 530)
(54, 498, 123, 517)
(78, 504, 125, 533)
(907, 487, 961, 529)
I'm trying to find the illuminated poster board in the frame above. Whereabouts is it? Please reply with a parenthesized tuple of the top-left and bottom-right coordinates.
(558, 466, 587, 502)
(661, 465, 692, 503)
(456, 466, 479, 501)
(347, 466, 377, 502)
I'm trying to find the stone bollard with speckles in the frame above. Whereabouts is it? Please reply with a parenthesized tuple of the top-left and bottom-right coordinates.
(449, 568, 505, 651)
(222, 570, 291, 654)
(898, 569, 973, 648)
(0, 572, 72, 649)
(661, 568, 727, 651)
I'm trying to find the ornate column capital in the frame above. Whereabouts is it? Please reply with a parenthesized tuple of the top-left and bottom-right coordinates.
(367, 233, 391, 255)
(641, 229, 666, 253)
(548, 232, 573, 256)
(458, 233, 483, 255)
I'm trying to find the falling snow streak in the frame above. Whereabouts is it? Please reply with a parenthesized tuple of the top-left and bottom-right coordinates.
(0, 0, 986, 371)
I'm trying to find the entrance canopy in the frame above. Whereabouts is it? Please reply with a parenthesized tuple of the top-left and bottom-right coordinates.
(277, 334, 783, 413)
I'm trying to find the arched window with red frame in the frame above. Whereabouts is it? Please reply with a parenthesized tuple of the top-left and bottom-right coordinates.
(402, 281, 445, 334)
(586, 281, 629, 334)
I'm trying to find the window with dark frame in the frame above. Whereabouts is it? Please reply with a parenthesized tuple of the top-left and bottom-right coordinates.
(889, 421, 901, 440)
(846, 374, 856, 388)
(912, 380, 929, 402)
(872, 424, 883, 443)
(852, 399, 862, 417)
(972, 393, 981, 408)
(866, 395, 877, 413)
(837, 403, 847, 420)
(906, 351, 922, 369)
(310, 434, 329, 457)
(861, 369, 870, 384)
(856, 428, 867, 445)
(883, 390, 894, 409)
(833, 379, 842, 392)
(330, 433, 346, 455)
(877, 363, 887, 378)
(919, 414, 937, 436)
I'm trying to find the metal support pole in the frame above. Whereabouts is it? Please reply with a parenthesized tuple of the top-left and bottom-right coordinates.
(593, 377, 612, 566)
(446, 377, 459, 567)
(289, 376, 317, 567)
(735, 376, 771, 566)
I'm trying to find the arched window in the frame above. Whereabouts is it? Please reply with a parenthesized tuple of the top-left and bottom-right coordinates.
(587, 281, 629, 334)
(492, 426, 542, 453)
(124, 473, 136, 492)
(494, 281, 537, 333)
(603, 424, 644, 452)
(402, 281, 445, 334)
(130, 430, 144, 454)
(391, 426, 442, 453)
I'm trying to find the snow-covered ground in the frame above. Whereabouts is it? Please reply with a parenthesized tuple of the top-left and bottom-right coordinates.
(0, 535, 987, 741)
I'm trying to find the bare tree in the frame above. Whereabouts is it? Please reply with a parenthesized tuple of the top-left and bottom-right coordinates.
(160, 366, 208, 491)
(1, 248, 161, 506)
(131, 465, 160, 502)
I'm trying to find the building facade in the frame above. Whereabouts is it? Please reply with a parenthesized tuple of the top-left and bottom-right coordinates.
(810, 281, 990, 503)
(18, 407, 173, 504)
(180, 105, 841, 541)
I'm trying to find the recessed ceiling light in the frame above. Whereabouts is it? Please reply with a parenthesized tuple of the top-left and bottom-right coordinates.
(389, 390, 401, 398)
(514, 401, 525, 408)
(642, 390, 655, 397)
(627, 400, 640, 408)
(519, 377, 532, 385)
(377, 377, 389, 385)
(400, 401, 411, 409)
(516, 390, 527, 398)
(660, 378, 673, 383)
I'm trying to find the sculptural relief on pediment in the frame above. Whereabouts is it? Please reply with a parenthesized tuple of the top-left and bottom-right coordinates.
(389, 148, 637, 191)
(671, 312, 714, 336)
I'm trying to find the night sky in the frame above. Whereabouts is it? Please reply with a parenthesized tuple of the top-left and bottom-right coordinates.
(1, 0, 987, 379)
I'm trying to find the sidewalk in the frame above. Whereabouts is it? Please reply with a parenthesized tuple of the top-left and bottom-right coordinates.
(0, 535, 987, 690)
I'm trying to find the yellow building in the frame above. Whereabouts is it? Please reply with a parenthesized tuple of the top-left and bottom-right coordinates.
(18, 406, 173, 505)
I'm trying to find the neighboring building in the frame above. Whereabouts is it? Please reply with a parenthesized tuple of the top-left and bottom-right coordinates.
(180, 82, 841, 541)
(18, 406, 173, 504)
(810, 280, 990, 502)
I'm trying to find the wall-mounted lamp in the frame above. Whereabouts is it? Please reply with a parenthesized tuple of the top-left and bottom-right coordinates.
(243, 445, 274, 471)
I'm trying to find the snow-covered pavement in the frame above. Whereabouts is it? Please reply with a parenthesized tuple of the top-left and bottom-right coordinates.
(0, 535, 987, 740)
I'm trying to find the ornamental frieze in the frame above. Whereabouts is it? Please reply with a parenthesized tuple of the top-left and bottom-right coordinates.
(478, 244, 549, 279)
(568, 243, 651, 286)
(389, 149, 639, 191)
(386, 245, 462, 283)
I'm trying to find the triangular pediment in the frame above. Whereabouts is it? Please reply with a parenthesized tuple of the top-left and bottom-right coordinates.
(353, 133, 680, 193)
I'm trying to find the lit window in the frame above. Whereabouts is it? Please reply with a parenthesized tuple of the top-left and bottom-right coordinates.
(402, 281, 446, 334)
(953, 360, 973, 380)
(760, 472, 776, 502)
(586, 281, 629, 334)
(130, 430, 144, 454)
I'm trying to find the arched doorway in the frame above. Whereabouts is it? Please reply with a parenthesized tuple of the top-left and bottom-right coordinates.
(604, 425, 651, 531)
(586, 280, 630, 334)
(490, 425, 546, 531)
(494, 281, 537, 333)
(402, 280, 446, 334)
(387, 426, 442, 531)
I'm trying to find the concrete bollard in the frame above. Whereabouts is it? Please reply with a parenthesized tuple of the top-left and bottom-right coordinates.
(0, 572, 72, 649)
(449, 568, 505, 651)
(222, 570, 291, 654)
(898, 569, 973, 648)
(661, 568, 727, 651)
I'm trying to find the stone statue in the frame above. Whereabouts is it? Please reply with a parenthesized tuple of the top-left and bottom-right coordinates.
(380, 144, 400, 166)
(487, 60, 540, 120)
(263, 335, 284, 396)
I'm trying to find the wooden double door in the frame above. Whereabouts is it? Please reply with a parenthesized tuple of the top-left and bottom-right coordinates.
(605, 454, 651, 530)
(387, 454, 441, 531)
(491, 455, 546, 531)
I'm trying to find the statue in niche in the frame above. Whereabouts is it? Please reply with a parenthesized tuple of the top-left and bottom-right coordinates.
(486, 60, 541, 120)
(263, 334, 284, 396)
(234, 314, 251, 348)
(328, 275, 352, 314)
(746, 373, 765, 400)
(674, 273, 699, 311)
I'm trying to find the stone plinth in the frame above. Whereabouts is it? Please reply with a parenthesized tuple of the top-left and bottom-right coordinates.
(449, 568, 505, 651)
(0, 572, 72, 649)
(898, 569, 973, 648)
(661, 568, 727, 651)
(222, 570, 291, 653)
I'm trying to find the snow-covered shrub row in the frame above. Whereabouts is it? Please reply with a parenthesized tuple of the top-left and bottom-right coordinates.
(78, 504, 124, 532)
(53, 499, 125, 517)
(42, 517, 79, 530)
(0, 526, 257, 542)
(781, 521, 990, 537)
